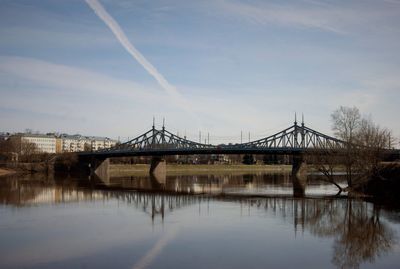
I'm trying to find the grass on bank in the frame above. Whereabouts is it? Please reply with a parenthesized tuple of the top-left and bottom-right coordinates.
(110, 164, 292, 177)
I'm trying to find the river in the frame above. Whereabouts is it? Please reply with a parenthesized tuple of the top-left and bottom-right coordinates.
(1, 171, 400, 268)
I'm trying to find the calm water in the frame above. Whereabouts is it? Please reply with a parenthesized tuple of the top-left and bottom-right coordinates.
(1, 172, 400, 269)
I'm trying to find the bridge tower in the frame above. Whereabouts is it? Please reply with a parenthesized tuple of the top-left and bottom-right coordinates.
(152, 116, 156, 148)
(294, 113, 299, 147)
(149, 117, 167, 182)
(301, 114, 305, 148)
(291, 113, 307, 196)
(162, 118, 166, 144)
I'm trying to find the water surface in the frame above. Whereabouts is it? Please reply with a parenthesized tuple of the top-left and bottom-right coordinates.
(0, 172, 399, 269)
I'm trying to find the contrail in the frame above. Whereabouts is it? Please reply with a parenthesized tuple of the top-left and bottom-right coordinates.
(132, 228, 178, 269)
(85, 0, 184, 103)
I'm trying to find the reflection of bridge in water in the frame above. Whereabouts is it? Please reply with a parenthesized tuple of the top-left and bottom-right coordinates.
(0, 173, 360, 226)
(106, 173, 296, 194)
(0, 176, 353, 226)
(1, 174, 396, 269)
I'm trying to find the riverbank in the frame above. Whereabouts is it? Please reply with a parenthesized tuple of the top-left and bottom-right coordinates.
(359, 163, 400, 206)
(0, 168, 16, 177)
(110, 164, 292, 177)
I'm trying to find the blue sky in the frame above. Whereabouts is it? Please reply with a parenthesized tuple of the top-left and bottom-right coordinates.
(0, 0, 399, 144)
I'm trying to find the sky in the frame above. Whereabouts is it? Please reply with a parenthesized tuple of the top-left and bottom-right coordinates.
(0, 0, 399, 145)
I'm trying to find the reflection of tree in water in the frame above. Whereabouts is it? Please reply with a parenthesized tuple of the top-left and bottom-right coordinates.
(223, 198, 396, 269)
(298, 199, 395, 269)
(332, 202, 394, 269)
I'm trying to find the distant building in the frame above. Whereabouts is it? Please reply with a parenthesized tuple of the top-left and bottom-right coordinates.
(90, 136, 117, 151)
(19, 134, 57, 153)
(60, 134, 117, 152)
(61, 135, 85, 152)
(1, 131, 117, 154)
(207, 154, 230, 164)
(55, 138, 63, 153)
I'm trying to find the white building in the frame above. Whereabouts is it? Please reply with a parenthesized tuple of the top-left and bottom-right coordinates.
(20, 134, 56, 153)
(61, 135, 80, 152)
(10, 133, 117, 154)
(89, 136, 117, 151)
(60, 134, 117, 152)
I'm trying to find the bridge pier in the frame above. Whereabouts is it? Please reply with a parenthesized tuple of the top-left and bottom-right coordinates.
(150, 157, 166, 183)
(77, 155, 110, 184)
(292, 155, 307, 178)
(292, 155, 307, 197)
(92, 158, 110, 184)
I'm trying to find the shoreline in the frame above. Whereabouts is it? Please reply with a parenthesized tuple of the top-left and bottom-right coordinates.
(110, 164, 292, 177)
(0, 168, 17, 177)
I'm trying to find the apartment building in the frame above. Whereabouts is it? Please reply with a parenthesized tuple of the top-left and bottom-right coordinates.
(20, 134, 57, 153)
(3, 132, 117, 154)
(60, 134, 117, 152)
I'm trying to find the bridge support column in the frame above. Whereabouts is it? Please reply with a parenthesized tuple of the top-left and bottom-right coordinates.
(150, 157, 166, 183)
(292, 156, 307, 178)
(84, 157, 110, 184)
(292, 155, 307, 197)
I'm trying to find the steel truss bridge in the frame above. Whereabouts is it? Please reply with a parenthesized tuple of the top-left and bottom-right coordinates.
(80, 119, 347, 158)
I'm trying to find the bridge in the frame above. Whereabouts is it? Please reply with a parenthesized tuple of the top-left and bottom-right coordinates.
(84, 117, 346, 157)
(78, 117, 348, 182)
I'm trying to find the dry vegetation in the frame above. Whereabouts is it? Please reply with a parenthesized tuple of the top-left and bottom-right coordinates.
(307, 106, 394, 193)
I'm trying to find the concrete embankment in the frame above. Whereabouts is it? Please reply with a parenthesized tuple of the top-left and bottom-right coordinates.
(110, 164, 292, 177)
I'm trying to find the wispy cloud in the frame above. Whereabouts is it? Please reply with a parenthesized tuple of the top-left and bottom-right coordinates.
(0, 56, 158, 101)
(0, 56, 281, 139)
(384, 0, 400, 4)
(0, 56, 178, 136)
(214, 0, 398, 34)
(216, 1, 344, 33)
(0, 56, 265, 139)
(0, 26, 114, 49)
(85, 0, 189, 109)
(1, 55, 398, 140)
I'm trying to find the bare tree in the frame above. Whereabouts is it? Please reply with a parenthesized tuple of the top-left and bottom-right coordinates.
(330, 106, 392, 190)
(331, 106, 361, 143)
(351, 118, 392, 186)
(308, 106, 392, 192)
(20, 141, 39, 162)
(20, 141, 38, 155)
(331, 106, 362, 186)
(84, 142, 92, 152)
(0, 136, 22, 154)
(305, 150, 345, 193)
